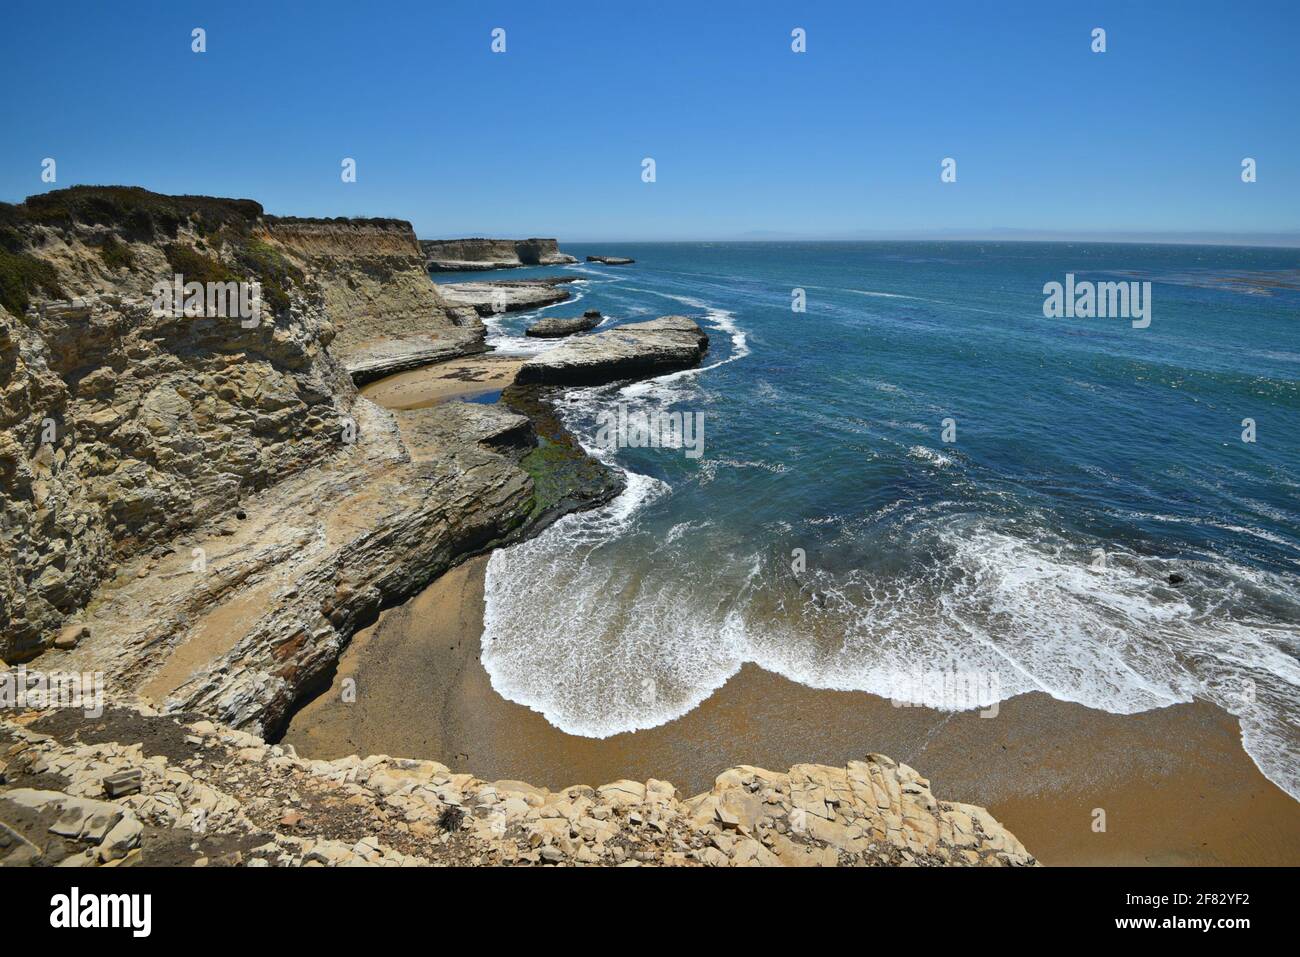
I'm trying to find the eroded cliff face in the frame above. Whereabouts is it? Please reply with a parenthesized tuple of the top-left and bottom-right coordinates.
(0, 189, 467, 662)
(421, 238, 576, 271)
(269, 219, 484, 381)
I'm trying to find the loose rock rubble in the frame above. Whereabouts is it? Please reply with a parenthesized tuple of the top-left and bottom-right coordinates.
(0, 704, 1036, 867)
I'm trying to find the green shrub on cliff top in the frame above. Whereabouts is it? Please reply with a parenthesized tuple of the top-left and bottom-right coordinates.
(163, 238, 305, 317)
(98, 234, 135, 271)
(17, 186, 262, 240)
(234, 239, 304, 315)
(0, 248, 64, 317)
(163, 242, 238, 285)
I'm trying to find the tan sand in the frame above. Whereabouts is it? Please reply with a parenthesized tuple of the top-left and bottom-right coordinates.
(359, 354, 523, 409)
(283, 556, 1300, 866)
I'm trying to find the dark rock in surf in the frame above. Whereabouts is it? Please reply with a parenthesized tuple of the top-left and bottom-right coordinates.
(525, 310, 603, 338)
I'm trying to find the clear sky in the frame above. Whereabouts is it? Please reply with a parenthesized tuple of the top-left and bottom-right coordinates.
(2, 0, 1297, 242)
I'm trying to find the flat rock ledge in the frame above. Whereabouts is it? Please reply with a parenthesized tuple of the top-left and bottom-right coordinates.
(343, 332, 487, 385)
(525, 310, 603, 339)
(438, 277, 578, 317)
(586, 255, 635, 265)
(517, 316, 709, 385)
(0, 704, 1036, 867)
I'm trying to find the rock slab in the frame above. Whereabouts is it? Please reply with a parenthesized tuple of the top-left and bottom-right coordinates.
(517, 316, 708, 385)
(525, 310, 603, 339)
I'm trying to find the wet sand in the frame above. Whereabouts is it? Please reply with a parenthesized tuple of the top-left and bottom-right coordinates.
(359, 354, 523, 408)
(283, 555, 1300, 866)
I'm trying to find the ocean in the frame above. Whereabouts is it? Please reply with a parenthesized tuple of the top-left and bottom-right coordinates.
(453, 241, 1300, 799)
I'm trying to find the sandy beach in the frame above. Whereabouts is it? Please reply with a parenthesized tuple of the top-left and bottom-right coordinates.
(283, 554, 1300, 866)
(359, 354, 524, 408)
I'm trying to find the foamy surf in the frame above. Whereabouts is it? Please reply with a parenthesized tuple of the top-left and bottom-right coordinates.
(485, 508, 1300, 798)
(479, 282, 592, 356)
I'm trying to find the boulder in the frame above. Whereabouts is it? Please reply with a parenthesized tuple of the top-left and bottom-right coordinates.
(525, 310, 602, 338)
(53, 624, 89, 650)
(103, 769, 144, 798)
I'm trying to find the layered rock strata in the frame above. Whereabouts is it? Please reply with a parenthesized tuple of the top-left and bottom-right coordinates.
(0, 189, 567, 665)
(421, 238, 577, 272)
(32, 395, 618, 737)
(266, 218, 485, 383)
(0, 189, 355, 661)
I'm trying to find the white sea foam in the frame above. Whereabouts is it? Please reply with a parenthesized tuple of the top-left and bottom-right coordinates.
(908, 445, 953, 467)
(844, 288, 921, 300)
(480, 281, 594, 356)
(484, 506, 1300, 798)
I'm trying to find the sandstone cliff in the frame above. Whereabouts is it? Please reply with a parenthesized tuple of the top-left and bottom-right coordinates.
(421, 238, 577, 272)
(0, 188, 356, 662)
(0, 189, 492, 662)
(269, 218, 485, 383)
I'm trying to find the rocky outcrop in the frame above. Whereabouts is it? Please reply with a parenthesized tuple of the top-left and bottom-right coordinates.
(586, 255, 634, 265)
(421, 238, 576, 272)
(517, 316, 709, 385)
(31, 394, 618, 738)
(0, 704, 1036, 867)
(525, 309, 602, 338)
(438, 277, 577, 317)
(0, 189, 527, 663)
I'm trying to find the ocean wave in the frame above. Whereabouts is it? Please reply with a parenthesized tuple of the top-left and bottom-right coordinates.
(564, 263, 631, 281)
(483, 507, 1300, 799)
(908, 445, 954, 467)
(844, 288, 923, 300)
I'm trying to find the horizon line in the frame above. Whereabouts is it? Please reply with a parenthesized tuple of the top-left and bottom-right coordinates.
(432, 233, 1300, 250)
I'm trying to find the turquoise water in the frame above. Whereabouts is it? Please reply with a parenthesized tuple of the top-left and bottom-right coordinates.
(461, 242, 1300, 798)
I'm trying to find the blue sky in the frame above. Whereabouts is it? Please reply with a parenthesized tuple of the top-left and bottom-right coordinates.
(2, 0, 1297, 242)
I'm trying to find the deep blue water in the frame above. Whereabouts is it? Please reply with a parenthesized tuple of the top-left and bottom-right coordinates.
(456, 242, 1300, 798)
